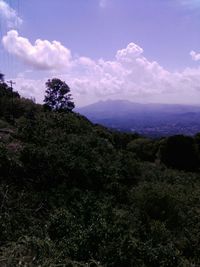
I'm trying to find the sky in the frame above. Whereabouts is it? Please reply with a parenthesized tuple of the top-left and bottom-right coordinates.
(1, 0, 200, 107)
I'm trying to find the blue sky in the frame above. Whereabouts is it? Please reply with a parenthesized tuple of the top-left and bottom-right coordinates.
(1, 0, 200, 106)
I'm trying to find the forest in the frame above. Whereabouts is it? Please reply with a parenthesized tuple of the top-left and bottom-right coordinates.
(0, 75, 200, 266)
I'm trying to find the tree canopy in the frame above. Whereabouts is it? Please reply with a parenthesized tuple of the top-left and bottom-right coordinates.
(44, 78, 75, 112)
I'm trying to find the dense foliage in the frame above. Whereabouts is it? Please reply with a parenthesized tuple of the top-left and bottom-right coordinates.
(0, 79, 200, 266)
(44, 78, 75, 112)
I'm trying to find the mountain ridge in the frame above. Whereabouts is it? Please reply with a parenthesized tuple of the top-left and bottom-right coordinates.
(77, 100, 200, 137)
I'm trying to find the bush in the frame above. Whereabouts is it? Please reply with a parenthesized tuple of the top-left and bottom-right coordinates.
(159, 135, 199, 171)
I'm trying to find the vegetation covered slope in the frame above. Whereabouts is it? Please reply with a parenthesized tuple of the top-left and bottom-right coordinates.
(1, 80, 200, 266)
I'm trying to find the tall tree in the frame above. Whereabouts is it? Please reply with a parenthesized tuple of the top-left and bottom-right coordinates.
(44, 78, 75, 112)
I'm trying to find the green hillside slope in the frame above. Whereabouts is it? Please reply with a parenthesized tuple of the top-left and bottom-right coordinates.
(0, 80, 200, 266)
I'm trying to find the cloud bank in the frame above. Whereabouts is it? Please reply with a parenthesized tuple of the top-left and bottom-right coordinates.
(0, 0, 22, 28)
(2, 30, 200, 106)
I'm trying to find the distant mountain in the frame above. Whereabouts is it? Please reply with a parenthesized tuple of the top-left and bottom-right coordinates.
(77, 100, 200, 137)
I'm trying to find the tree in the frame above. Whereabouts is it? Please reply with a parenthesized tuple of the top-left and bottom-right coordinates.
(44, 78, 75, 112)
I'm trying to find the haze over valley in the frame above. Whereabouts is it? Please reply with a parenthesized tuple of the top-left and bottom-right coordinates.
(78, 100, 200, 137)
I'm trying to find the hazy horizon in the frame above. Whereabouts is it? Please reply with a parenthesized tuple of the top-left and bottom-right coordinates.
(1, 0, 200, 107)
(77, 99, 200, 109)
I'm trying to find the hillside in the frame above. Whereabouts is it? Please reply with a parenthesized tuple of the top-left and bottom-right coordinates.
(1, 83, 200, 266)
(77, 100, 200, 137)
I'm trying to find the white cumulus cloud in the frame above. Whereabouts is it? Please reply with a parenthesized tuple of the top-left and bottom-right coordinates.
(116, 43, 144, 61)
(2, 30, 72, 70)
(0, 0, 22, 28)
